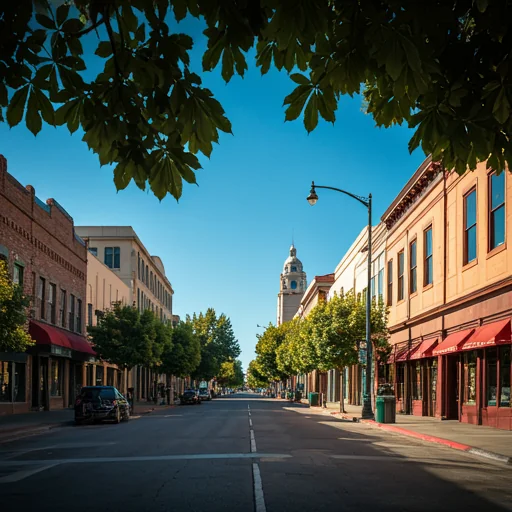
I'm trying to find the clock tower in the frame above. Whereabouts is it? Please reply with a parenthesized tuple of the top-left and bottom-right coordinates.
(277, 244, 307, 325)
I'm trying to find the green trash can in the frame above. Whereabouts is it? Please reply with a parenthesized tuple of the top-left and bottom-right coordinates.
(308, 392, 319, 406)
(375, 396, 386, 423)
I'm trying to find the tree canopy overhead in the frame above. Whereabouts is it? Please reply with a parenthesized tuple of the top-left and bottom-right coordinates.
(2, 1, 511, 200)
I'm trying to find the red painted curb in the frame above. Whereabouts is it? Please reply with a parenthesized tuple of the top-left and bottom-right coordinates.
(366, 420, 473, 452)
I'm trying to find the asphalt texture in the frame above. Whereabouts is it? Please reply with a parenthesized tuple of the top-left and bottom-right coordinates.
(0, 393, 511, 512)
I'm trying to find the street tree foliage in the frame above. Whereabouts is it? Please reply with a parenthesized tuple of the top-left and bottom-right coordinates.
(3, 2, 511, 202)
(246, 359, 269, 389)
(217, 359, 244, 388)
(0, 259, 34, 352)
(88, 303, 164, 370)
(187, 308, 240, 381)
(273, 292, 390, 377)
(160, 321, 201, 378)
(254, 322, 291, 383)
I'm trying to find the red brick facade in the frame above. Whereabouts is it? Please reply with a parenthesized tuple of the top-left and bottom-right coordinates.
(0, 154, 89, 415)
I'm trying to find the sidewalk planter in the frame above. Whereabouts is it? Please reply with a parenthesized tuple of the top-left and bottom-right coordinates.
(308, 392, 319, 407)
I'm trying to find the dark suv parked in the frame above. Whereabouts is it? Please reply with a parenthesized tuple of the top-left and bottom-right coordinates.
(75, 386, 130, 425)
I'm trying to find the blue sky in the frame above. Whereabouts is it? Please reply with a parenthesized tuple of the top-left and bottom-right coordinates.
(0, 16, 426, 370)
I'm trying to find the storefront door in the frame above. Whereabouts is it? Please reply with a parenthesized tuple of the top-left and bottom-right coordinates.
(445, 355, 459, 420)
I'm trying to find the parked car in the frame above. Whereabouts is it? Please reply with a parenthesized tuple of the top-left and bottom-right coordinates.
(75, 386, 130, 425)
(198, 388, 211, 401)
(180, 389, 201, 405)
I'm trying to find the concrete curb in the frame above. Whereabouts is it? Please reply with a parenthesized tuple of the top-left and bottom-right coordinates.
(365, 420, 512, 464)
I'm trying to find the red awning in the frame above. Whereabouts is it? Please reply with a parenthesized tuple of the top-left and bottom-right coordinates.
(462, 319, 511, 351)
(433, 328, 474, 356)
(389, 345, 409, 363)
(396, 345, 419, 362)
(29, 320, 96, 356)
(409, 338, 438, 360)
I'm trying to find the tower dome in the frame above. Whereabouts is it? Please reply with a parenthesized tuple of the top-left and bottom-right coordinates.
(283, 244, 303, 274)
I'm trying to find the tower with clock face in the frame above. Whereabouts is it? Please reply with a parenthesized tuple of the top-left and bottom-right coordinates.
(277, 244, 307, 325)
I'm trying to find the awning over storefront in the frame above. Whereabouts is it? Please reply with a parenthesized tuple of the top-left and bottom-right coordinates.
(432, 328, 474, 356)
(29, 320, 96, 356)
(409, 338, 438, 360)
(389, 345, 410, 363)
(462, 319, 511, 351)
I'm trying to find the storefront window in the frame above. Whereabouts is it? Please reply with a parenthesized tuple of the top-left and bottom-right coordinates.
(396, 364, 405, 400)
(0, 361, 11, 402)
(96, 365, 104, 386)
(86, 365, 94, 386)
(463, 351, 477, 405)
(412, 362, 422, 400)
(500, 346, 511, 407)
(430, 359, 437, 402)
(13, 363, 26, 402)
(487, 348, 498, 406)
(50, 359, 64, 397)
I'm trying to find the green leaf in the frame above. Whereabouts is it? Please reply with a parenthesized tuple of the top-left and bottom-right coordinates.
(135, 23, 146, 42)
(26, 88, 43, 136)
(173, 0, 188, 21)
(62, 19, 84, 34)
(122, 5, 138, 33)
(284, 88, 311, 121)
(304, 92, 319, 133)
(56, 3, 70, 26)
(493, 88, 510, 124)
(0, 83, 6, 106)
(221, 48, 234, 82)
(385, 41, 404, 81)
(317, 92, 335, 123)
(6, 86, 29, 127)
(203, 36, 225, 71)
(290, 73, 310, 86)
(476, 0, 488, 13)
(35, 13, 55, 30)
(283, 84, 312, 106)
(95, 41, 113, 58)
(35, 88, 54, 125)
(114, 161, 133, 190)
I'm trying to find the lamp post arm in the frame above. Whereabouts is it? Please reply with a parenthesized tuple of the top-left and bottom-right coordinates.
(312, 184, 369, 208)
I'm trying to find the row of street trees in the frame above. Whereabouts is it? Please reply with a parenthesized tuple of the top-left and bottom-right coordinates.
(247, 292, 390, 390)
(88, 305, 242, 387)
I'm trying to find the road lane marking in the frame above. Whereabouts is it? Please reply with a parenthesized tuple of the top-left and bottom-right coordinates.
(250, 430, 257, 453)
(0, 464, 58, 483)
(249, 418, 253, 428)
(252, 463, 267, 512)
(0, 453, 290, 466)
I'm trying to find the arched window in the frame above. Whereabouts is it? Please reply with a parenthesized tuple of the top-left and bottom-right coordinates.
(291, 281, 297, 290)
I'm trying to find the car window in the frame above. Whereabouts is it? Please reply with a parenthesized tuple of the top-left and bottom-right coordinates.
(81, 388, 116, 400)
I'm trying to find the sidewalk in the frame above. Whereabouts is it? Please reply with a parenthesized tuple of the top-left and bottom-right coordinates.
(315, 401, 512, 463)
(0, 401, 175, 443)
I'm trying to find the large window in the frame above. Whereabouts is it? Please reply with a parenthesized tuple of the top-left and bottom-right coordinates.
(387, 260, 393, 306)
(60, 289, 67, 327)
(409, 240, 417, 294)
(464, 189, 477, 264)
(76, 299, 82, 333)
(50, 359, 64, 397)
(412, 361, 422, 400)
(377, 267, 384, 301)
(397, 251, 405, 301)
(370, 277, 376, 302)
(424, 227, 433, 286)
(500, 346, 511, 407)
(69, 294, 75, 331)
(489, 171, 505, 251)
(38, 277, 46, 320)
(49, 283, 56, 324)
(87, 303, 93, 327)
(104, 247, 120, 269)
(463, 351, 477, 405)
(487, 348, 498, 406)
(0, 361, 26, 402)
(13, 263, 24, 287)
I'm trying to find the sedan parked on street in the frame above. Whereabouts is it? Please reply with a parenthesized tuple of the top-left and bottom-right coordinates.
(180, 389, 201, 405)
(198, 388, 211, 401)
(75, 386, 130, 425)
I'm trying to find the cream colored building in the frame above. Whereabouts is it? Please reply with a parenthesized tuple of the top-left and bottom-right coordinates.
(86, 252, 131, 327)
(75, 226, 174, 323)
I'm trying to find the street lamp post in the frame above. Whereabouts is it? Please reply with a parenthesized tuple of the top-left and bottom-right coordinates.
(307, 181, 374, 419)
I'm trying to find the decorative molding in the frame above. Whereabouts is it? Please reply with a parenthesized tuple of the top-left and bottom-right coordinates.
(383, 162, 444, 231)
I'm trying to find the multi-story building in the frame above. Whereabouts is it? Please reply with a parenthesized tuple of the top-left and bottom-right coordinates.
(382, 156, 512, 430)
(75, 226, 174, 401)
(85, 252, 131, 392)
(277, 244, 307, 325)
(0, 155, 95, 415)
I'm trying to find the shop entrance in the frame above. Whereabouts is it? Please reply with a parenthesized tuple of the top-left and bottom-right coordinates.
(445, 355, 459, 420)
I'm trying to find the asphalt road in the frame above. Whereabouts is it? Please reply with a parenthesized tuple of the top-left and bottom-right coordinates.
(0, 393, 511, 512)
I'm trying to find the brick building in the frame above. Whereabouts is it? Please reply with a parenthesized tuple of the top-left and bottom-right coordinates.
(0, 155, 95, 415)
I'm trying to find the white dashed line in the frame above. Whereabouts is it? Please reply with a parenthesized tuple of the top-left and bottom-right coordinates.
(250, 430, 257, 453)
(252, 462, 267, 512)
(249, 418, 253, 428)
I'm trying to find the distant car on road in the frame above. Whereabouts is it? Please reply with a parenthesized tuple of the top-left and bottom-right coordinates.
(75, 386, 130, 425)
(180, 389, 201, 405)
(198, 389, 211, 401)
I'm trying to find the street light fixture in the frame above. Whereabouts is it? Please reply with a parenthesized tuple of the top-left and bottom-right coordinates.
(306, 180, 374, 420)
